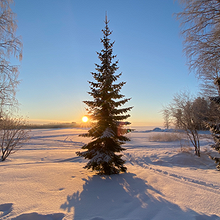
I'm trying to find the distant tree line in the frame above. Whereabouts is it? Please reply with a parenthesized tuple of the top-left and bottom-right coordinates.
(22, 122, 78, 129)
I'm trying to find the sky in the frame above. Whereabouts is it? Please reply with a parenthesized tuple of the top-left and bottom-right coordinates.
(12, 0, 200, 126)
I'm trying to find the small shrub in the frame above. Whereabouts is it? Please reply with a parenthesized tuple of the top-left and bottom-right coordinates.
(0, 116, 30, 161)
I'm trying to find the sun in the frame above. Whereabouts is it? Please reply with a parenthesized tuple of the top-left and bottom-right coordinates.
(82, 116, 88, 123)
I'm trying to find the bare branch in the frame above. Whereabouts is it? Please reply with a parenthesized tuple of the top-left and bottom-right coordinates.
(0, 0, 22, 114)
(176, 0, 220, 96)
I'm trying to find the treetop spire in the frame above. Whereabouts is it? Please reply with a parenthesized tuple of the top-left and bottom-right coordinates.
(105, 11, 109, 24)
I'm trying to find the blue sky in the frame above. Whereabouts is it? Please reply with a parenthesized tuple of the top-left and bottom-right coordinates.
(13, 0, 200, 126)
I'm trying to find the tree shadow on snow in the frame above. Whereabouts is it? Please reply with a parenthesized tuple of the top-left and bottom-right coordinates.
(60, 172, 218, 220)
(11, 212, 64, 220)
(0, 203, 13, 218)
(0, 203, 65, 220)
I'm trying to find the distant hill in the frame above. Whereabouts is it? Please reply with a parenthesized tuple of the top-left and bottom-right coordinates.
(23, 122, 79, 129)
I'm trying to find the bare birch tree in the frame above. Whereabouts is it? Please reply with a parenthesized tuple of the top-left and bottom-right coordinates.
(0, 0, 22, 114)
(162, 108, 171, 130)
(0, 1, 28, 161)
(164, 92, 201, 156)
(176, 0, 220, 96)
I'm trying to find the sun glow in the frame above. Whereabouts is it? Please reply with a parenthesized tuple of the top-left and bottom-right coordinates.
(82, 116, 88, 123)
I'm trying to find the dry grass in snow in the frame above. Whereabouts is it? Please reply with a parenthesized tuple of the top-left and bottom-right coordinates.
(149, 132, 183, 142)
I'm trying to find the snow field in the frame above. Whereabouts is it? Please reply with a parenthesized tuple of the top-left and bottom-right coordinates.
(0, 128, 219, 220)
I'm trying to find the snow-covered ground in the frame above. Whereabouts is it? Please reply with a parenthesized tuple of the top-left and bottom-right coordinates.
(0, 127, 220, 220)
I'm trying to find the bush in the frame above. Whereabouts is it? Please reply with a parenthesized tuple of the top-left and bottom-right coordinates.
(0, 116, 30, 161)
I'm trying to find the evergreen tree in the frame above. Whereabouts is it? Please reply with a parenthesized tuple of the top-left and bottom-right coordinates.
(76, 17, 133, 175)
(208, 78, 220, 170)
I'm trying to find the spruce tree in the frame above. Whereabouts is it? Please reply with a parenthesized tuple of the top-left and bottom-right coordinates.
(76, 17, 132, 175)
(208, 78, 220, 170)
